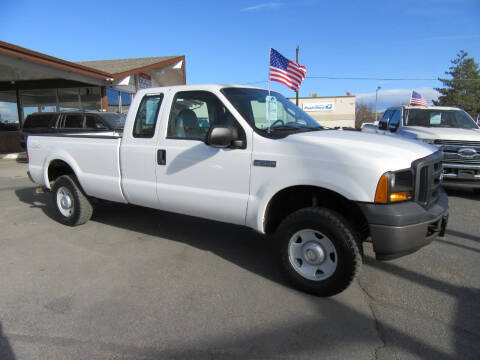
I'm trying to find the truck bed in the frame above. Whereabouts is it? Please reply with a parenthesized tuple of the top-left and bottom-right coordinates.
(28, 134, 127, 203)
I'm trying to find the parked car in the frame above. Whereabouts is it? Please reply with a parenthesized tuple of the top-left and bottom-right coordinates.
(20, 111, 125, 148)
(0, 121, 19, 131)
(362, 106, 480, 189)
(27, 85, 448, 296)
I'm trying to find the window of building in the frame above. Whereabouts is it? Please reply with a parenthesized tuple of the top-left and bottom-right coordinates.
(0, 91, 19, 131)
(59, 88, 80, 111)
(20, 89, 57, 118)
(80, 87, 101, 111)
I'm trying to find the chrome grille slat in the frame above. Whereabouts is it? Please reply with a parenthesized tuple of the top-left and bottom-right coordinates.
(435, 140, 480, 147)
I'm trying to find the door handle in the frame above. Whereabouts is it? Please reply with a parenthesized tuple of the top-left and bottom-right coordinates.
(157, 149, 166, 165)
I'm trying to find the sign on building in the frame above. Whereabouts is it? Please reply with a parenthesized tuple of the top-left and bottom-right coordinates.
(303, 102, 335, 112)
(138, 73, 152, 89)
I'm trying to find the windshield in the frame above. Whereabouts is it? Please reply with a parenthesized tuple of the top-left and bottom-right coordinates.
(406, 109, 478, 129)
(221, 88, 323, 134)
(100, 113, 126, 129)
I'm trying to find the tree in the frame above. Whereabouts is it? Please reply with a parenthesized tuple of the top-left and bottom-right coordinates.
(434, 50, 480, 118)
(355, 103, 377, 128)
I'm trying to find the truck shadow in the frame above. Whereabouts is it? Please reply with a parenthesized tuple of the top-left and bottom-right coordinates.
(0, 322, 16, 360)
(14, 186, 287, 287)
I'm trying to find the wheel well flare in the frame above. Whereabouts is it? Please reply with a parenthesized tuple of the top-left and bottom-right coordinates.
(264, 186, 369, 240)
(48, 160, 75, 184)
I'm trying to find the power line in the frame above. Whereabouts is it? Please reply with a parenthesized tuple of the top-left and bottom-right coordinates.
(240, 76, 479, 85)
(307, 76, 479, 81)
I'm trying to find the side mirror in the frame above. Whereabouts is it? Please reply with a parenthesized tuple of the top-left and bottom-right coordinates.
(389, 122, 399, 132)
(206, 126, 240, 148)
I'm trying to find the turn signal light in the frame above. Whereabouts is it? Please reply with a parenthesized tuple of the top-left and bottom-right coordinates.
(390, 192, 410, 202)
(374, 173, 389, 203)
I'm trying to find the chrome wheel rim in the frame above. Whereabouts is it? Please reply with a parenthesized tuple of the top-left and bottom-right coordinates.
(288, 229, 338, 281)
(56, 186, 74, 218)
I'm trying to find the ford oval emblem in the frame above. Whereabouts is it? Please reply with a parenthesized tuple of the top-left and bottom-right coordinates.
(458, 148, 477, 158)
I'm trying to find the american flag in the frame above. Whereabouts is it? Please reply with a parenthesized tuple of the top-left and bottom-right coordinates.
(410, 90, 428, 107)
(269, 48, 307, 91)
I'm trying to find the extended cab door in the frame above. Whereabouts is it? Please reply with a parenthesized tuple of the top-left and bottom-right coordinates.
(154, 90, 252, 225)
(120, 92, 165, 208)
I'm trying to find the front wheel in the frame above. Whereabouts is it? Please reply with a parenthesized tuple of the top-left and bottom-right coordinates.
(51, 175, 93, 226)
(276, 207, 362, 296)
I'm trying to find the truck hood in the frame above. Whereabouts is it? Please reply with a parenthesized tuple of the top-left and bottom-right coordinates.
(285, 129, 435, 171)
(399, 126, 480, 141)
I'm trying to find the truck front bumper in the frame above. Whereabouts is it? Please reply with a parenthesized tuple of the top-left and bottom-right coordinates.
(441, 163, 480, 189)
(357, 188, 449, 260)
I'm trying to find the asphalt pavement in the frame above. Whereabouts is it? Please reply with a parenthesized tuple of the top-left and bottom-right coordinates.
(0, 160, 479, 359)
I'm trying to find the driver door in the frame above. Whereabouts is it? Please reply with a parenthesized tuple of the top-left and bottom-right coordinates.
(155, 90, 252, 225)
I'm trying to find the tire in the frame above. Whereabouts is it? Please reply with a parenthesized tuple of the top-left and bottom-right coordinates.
(51, 175, 93, 226)
(276, 207, 362, 297)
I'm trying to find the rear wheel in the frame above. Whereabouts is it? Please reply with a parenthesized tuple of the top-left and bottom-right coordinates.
(276, 207, 361, 296)
(51, 175, 93, 226)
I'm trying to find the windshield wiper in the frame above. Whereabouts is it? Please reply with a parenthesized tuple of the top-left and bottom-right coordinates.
(267, 125, 302, 131)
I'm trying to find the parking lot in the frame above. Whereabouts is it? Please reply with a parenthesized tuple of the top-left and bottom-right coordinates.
(0, 159, 479, 360)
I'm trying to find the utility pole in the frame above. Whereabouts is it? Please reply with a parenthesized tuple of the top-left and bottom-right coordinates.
(296, 45, 299, 106)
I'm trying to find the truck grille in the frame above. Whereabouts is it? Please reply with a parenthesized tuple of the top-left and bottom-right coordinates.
(434, 140, 480, 165)
(412, 151, 443, 208)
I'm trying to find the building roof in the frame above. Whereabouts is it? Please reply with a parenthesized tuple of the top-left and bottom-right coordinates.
(0, 40, 184, 83)
(76, 56, 183, 78)
(0, 40, 112, 80)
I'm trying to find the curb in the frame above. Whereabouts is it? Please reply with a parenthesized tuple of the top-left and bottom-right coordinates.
(0, 152, 27, 160)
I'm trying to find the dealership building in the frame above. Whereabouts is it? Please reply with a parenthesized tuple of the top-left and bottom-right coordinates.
(0, 40, 355, 153)
(289, 95, 356, 128)
(0, 40, 185, 152)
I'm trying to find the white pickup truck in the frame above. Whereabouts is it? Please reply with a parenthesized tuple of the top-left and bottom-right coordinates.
(27, 85, 448, 296)
(363, 106, 480, 189)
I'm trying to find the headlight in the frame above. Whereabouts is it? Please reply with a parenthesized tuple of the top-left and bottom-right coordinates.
(374, 169, 414, 203)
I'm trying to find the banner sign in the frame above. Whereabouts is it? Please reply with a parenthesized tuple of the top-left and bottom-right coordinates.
(303, 102, 334, 112)
(138, 73, 152, 89)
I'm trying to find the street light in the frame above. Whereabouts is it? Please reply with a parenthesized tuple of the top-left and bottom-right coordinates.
(375, 86, 381, 122)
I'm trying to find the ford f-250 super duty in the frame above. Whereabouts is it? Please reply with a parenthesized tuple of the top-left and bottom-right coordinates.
(27, 85, 449, 296)
(363, 106, 480, 189)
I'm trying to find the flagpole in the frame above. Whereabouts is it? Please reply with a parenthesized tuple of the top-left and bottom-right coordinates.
(268, 48, 272, 133)
(409, 90, 413, 106)
(295, 45, 299, 106)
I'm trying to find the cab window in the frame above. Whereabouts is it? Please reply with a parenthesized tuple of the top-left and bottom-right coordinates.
(167, 91, 242, 142)
(63, 114, 84, 129)
(85, 115, 107, 130)
(133, 94, 163, 138)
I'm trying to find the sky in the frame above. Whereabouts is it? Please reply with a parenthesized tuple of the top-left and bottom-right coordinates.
(1, 0, 479, 110)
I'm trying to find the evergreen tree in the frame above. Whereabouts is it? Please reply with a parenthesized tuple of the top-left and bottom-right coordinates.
(434, 50, 480, 118)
